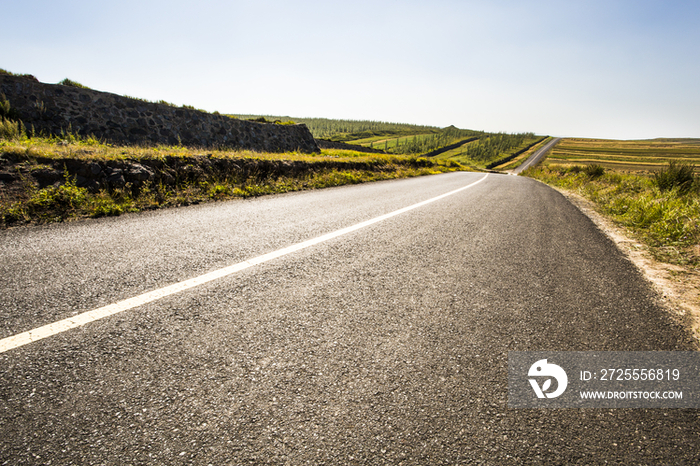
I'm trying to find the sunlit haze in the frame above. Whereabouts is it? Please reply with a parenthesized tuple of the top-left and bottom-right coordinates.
(2, 0, 699, 139)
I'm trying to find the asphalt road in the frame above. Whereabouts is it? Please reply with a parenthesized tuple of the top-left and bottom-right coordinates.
(1, 172, 698, 465)
(512, 138, 561, 174)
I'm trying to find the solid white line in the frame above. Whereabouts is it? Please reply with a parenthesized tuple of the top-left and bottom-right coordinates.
(0, 173, 489, 353)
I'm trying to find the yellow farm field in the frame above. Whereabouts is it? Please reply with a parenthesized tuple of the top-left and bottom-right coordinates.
(544, 138, 700, 173)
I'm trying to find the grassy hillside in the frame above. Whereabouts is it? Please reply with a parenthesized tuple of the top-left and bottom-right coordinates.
(233, 115, 543, 167)
(233, 115, 485, 154)
(431, 133, 545, 169)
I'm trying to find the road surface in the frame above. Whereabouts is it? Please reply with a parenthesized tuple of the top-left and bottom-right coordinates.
(1, 172, 698, 464)
(512, 138, 561, 174)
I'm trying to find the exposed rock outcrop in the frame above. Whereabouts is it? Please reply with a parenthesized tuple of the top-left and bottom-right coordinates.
(0, 75, 319, 153)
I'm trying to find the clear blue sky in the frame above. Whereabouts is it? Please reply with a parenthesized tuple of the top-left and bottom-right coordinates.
(2, 0, 699, 139)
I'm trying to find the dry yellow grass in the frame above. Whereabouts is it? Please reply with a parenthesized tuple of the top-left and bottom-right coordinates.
(544, 138, 700, 174)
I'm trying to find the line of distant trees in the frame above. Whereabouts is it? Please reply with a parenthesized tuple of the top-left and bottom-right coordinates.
(231, 114, 534, 160)
(231, 115, 440, 140)
(387, 126, 484, 155)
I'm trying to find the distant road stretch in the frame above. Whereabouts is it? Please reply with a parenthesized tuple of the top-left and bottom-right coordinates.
(513, 137, 561, 174)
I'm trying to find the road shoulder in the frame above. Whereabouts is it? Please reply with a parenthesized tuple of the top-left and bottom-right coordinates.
(553, 186, 700, 347)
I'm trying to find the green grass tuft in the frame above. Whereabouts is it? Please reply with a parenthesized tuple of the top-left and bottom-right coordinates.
(583, 164, 605, 178)
(0, 118, 25, 140)
(653, 160, 696, 194)
(58, 78, 91, 89)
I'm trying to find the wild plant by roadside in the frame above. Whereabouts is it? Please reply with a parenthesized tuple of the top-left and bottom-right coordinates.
(524, 165, 700, 266)
(653, 160, 696, 195)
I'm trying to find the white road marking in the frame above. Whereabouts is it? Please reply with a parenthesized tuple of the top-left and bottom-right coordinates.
(0, 174, 488, 353)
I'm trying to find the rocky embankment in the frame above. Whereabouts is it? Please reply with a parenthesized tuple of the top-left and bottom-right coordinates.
(0, 151, 416, 198)
(1, 74, 319, 153)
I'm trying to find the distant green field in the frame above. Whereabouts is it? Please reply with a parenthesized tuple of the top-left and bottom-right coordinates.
(544, 138, 700, 173)
(434, 134, 544, 169)
(352, 133, 447, 152)
(231, 114, 544, 162)
(231, 115, 441, 141)
(349, 133, 435, 147)
(231, 115, 485, 155)
(432, 139, 479, 160)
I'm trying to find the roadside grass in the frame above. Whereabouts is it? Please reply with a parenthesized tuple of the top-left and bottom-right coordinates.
(0, 136, 469, 227)
(524, 163, 700, 267)
(0, 134, 453, 164)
